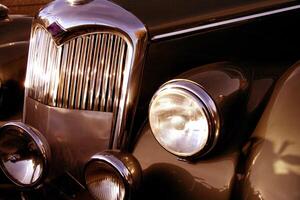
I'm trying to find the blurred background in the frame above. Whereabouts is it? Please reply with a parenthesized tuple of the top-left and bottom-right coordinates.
(1, 0, 52, 16)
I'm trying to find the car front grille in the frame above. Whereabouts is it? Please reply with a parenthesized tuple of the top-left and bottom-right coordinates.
(25, 25, 130, 114)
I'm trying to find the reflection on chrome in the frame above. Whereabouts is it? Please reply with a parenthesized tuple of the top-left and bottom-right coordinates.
(3, 159, 42, 185)
(0, 122, 49, 187)
(85, 161, 126, 200)
(87, 174, 125, 200)
(25, 25, 130, 113)
(25, 25, 134, 148)
(150, 87, 210, 157)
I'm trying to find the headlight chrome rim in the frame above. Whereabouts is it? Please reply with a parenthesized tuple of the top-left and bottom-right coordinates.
(84, 151, 141, 200)
(0, 122, 50, 187)
(149, 79, 220, 159)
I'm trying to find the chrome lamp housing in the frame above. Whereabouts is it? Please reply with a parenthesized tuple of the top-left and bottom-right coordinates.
(0, 122, 50, 187)
(149, 79, 220, 159)
(85, 151, 142, 200)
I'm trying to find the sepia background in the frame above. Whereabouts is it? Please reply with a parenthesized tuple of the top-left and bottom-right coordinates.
(1, 0, 52, 16)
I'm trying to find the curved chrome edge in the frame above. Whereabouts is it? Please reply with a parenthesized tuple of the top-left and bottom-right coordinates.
(0, 4, 8, 19)
(149, 79, 221, 159)
(66, 0, 93, 5)
(152, 4, 300, 41)
(0, 41, 29, 49)
(0, 122, 51, 188)
(30, 24, 134, 48)
(35, 0, 147, 42)
(85, 151, 142, 198)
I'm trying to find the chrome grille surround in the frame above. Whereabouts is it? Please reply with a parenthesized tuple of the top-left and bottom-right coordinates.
(24, 0, 148, 149)
(25, 24, 134, 145)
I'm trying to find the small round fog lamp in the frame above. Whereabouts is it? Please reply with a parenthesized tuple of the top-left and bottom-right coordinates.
(0, 122, 50, 187)
(85, 151, 141, 200)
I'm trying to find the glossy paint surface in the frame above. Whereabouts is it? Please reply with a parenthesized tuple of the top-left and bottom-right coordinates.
(133, 64, 247, 199)
(130, 9, 300, 149)
(239, 63, 300, 200)
(130, 10, 300, 199)
(133, 124, 239, 200)
(0, 15, 32, 45)
(0, 15, 31, 82)
(179, 63, 248, 109)
(0, 15, 31, 119)
(1, 0, 300, 199)
(111, 0, 298, 39)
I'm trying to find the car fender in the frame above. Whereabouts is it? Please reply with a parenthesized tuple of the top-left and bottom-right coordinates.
(239, 62, 300, 200)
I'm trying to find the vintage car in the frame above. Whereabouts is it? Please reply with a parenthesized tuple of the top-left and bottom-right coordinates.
(0, 0, 300, 199)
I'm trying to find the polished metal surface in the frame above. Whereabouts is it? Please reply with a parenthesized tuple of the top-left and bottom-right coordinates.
(150, 79, 220, 159)
(85, 160, 126, 200)
(24, 97, 112, 181)
(0, 122, 50, 187)
(66, 0, 93, 5)
(85, 151, 142, 199)
(26, 25, 131, 114)
(25, 0, 148, 149)
(152, 4, 300, 40)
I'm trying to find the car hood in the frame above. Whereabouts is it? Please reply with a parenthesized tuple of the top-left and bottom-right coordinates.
(111, 0, 298, 40)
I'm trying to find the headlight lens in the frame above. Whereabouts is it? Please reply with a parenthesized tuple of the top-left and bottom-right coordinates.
(85, 151, 142, 200)
(149, 80, 220, 158)
(0, 122, 50, 187)
(85, 161, 125, 200)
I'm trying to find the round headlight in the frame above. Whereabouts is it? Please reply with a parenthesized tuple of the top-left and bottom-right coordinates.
(85, 151, 142, 200)
(85, 161, 126, 200)
(0, 122, 50, 187)
(149, 79, 220, 158)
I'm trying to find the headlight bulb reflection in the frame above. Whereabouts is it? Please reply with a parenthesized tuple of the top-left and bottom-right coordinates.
(149, 80, 220, 159)
(0, 122, 50, 187)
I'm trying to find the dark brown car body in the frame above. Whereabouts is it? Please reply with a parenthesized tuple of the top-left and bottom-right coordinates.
(0, 5, 31, 120)
(0, 0, 300, 199)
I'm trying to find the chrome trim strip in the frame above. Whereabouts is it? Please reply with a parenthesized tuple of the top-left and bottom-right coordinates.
(152, 4, 300, 41)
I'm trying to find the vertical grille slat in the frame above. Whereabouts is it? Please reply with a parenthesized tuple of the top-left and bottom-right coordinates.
(81, 35, 95, 110)
(94, 34, 107, 111)
(75, 37, 88, 109)
(107, 36, 120, 111)
(25, 26, 130, 116)
(113, 40, 126, 115)
(63, 40, 75, 108)
(57, 43, 69, 107)
(100, 34, 114, 111)
(69, 37, 82, 109)
(87, 34, 101, 110)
